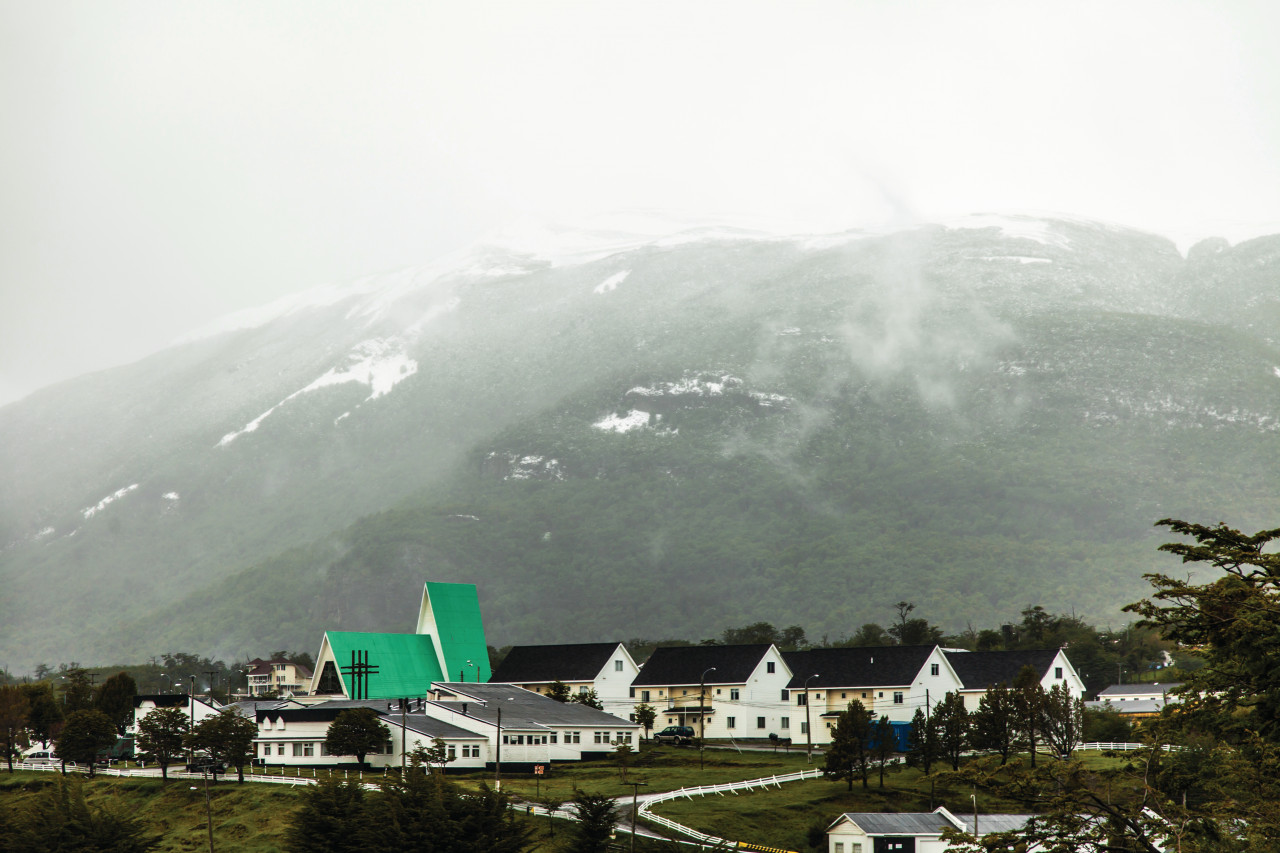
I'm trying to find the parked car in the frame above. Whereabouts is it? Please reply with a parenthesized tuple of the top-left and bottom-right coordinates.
(652, 725, 696, 745)
(23, 750, 57, 765)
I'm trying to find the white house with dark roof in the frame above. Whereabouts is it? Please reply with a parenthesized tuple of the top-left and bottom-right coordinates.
(253, 698, 489, 770)
(782, 646, 963, 745)
(827, 809, 1038, 853)
(942, 649, 1085, 712)
(488, 642, 639, 718)
(425, 682, 641, 767)
(629, 644, 794, 741)
(130, 693, 222, 736)
(1086, 682, 1182, 718)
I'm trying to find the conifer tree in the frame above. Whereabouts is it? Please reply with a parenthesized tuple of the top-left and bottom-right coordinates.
(824, 700, 873, 790)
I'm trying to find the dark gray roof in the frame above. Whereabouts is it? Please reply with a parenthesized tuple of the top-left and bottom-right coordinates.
(958, 815, 1036, 834)
(134, 694, 189, 708)
(783, 646, 935, 689)
(1085, 699, 1167, 715)
(490, 643, 622, 684)
(430, 683, 638, 730)
(942, 649, 1060, 689)
(836, 812, 955, 835)
(400, 713, 487, 741)
(632, 645, 773, 687)
(1098, 682, 1182, 698)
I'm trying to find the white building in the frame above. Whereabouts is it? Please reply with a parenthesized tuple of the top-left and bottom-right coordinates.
(488, 642, 640, 719)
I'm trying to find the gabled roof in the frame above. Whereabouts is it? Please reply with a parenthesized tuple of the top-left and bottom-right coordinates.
(134, 694, 188, 708)
(832, 811, 956, 835)
(324, 631, 445, 700)
(631, 644, 775, 687)
(247, 658, 312, 678)
(430, 682, 638, 729)
(783, 646, 936, 689)
(490, 643, 624, 684)
(942, 649, 1060, 690)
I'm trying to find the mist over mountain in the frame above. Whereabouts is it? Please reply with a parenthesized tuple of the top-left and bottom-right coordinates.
(3, 215, 1278, 672)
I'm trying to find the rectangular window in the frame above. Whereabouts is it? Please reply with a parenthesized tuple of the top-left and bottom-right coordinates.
(781, 717, 790, 729)
(447, 745, 456, 760)
(780, 690, 789, 701)
(641, 690, 650, 702)
(931, 663, 940, 676)
(262, 744, 271, 756)
(801, 722, 808, 734)
(293, 743, 304, 756)
(570, 732, 581, 744)
(550, 734, 557, 744)
(503, 735, 509, 744)
(730, 688, 740, 700)
(842, 692, 847, 698)
(617, 732, 629, 743)
(893, 692, 904, 704)
(579, 685, 588, 694)
(630, 687, 635, 698)
(797, 693, 807, 705)
(767, 662, 775, 673)
(835, 844, 844, 853)
(594, 731, 607, 744)
(616, 660, 623, 671)
(727, 717, 736, 729)
(304, 743, 314, 757)
(757, 717, 766, 729)
(1056, 667, 1064, 679)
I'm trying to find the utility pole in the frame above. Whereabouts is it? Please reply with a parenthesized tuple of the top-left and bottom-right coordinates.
(203, 769, 216, 853)
(495, 704, 502, 791)
(803, 674, 820, 764)
(626, 781, 649, 853)
(204, 670, 218, 700)
(698, 667, 716, 771)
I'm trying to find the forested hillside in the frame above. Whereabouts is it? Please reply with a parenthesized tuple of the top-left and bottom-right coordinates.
(3, 217, 1278, 669)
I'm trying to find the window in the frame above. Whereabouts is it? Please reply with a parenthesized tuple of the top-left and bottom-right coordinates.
(780, 690, 789, 701)
(730, 688, 740, 700)
(893, 692, 904, 704)
(447, 745, 456, 760)
(568, 732, 581, 744)
(801, 722, 808, 734)
(615, 660, 623, 672)
(658, 690, 664, 696)
(1056, 667, 1064, 679)
(320, 743, 330, 756)
(841, 692, 847, 698)
(293, 743, 304, 756)
(767, 662, 775, 673)
(716, 688, 721, 695)
(630, 688, 635, 698)
(579, 685, 588, 694)
(594, 731, 609, 744)
(617, 732, 630, 743)
(641, 690, 650, 702)
(385, 740, 393, 754)
(797, 693, 807, 705)
(757, 717, 766, 729)
(262, 744, 271, 756)
(931, 663, 939, 676)
(835, 844, 844, 853)
(727, 717, 736, 729)
(550, 734, 557, 744)
(861, 692, 867, 698)
(781, 717, 790, 729)
(304, 743, 314, 756)
(683, 690, 688, 696)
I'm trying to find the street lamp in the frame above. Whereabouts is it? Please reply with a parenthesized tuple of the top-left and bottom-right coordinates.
(803, 674, 820, 763)
(698, 667, 716, 771)
(625, 780, 649, 853)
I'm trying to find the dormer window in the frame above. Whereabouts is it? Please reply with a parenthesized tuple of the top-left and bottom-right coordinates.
(767, 662, 775, 673)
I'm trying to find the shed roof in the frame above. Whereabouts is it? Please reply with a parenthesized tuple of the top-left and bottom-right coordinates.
(632, 644, 774, 686)
(490, 643, 623, 684)
(783, 646, 935, 689)
(942, 649, 1061, 689)
(324, 631, 445, 700)
(421, 582, 491, 683)
(1098, 682, 1182, 698)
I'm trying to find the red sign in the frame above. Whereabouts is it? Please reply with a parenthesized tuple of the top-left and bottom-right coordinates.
(534, 765, 545, 775)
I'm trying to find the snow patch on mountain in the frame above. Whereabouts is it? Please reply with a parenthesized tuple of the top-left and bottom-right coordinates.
(83, 484, 139, 519)
(484, 452, 567, 481)
(979, 256, 1053, 264)
(1274, 366, 1280, 379)
(218, 338, 418, 446)
(163, 492, 180, 501)
(593, 271, 630, 294)
(945, 214, 1072, 249)
(594, 410, 651, 433)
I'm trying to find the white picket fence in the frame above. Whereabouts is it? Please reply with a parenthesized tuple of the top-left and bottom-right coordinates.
(637, 768, 824, 845)
(1077, 742, 1144, 751)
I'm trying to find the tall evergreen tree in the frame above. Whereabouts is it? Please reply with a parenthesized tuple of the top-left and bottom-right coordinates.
(871, 714, 897, 788)
(1042, 683, 1084, 759)
(971, 682, 1018, 764)
(284, 777, 366, 853)
(932, 691, 970, 771)
(824, 700, 873, 790)
(4, 776, 160, 852)
(566, 791, 618, 853)
(906, 706, 940, 774)
(1013, 665, 1045, 767)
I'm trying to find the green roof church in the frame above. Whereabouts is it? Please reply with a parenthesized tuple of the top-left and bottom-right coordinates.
(308, 582, 491, 699)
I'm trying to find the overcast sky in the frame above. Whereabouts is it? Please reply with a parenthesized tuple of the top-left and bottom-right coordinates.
(2, 0, 1278, 406)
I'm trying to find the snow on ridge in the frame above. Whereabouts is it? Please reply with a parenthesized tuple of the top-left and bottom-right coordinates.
(83, 484, 139, 519)
(593, 271, 630, 294)
(978, 256, 1053, 264)
(593, 410, 652, 433)
(163, 492, 180, 500)
(218, 337, 419, 447)
(944, 214, 1072, 249)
